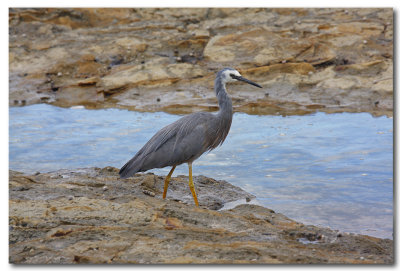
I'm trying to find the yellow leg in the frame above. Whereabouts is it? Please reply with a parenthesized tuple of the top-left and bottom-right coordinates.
(188, 162, 199, 206)
(163, 165, 176, 199)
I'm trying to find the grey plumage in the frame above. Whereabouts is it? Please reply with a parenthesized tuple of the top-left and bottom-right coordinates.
(119, 111, 226, 177)
(119, 68, 262, 192)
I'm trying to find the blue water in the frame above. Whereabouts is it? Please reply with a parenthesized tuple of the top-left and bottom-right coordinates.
(9, 104, 393, 239)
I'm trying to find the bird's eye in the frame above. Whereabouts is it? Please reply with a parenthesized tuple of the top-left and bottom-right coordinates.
(230, 74, 235, 78)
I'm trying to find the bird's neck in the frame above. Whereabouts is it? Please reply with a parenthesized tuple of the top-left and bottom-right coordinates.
(207, 76, 233, 149)
(215, 78, 233, 118)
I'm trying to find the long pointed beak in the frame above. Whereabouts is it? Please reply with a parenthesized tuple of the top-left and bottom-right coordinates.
(232, 75, 262, 88)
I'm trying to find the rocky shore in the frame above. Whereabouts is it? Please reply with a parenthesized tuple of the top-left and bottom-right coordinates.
(9, 8, 393, 116)
(9, 167, 393, 264)
(9, 8, 394, 264)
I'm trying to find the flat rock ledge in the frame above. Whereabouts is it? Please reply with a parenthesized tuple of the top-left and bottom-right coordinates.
(9, 167, 393, 264)
(9, 8, 393, 117)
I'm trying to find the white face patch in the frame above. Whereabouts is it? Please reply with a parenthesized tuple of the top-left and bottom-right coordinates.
(222, 69, 241, 83)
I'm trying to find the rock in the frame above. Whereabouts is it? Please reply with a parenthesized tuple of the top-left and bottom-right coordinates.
(204, 29, 286, 64)
(244, 63, 316, 77)
(100, 62, 207, 91)
(75, 59, 103, 78)
(254, 48, 277, 65)
(77, 76, 99, 86)
(316, 77, 359, 90)
(336, 21, 383, 36)
(326, 34, 363, 48)
(9, 8, 393, 116)
(52, 85, 103, 107)
(191, 29, 210, 38)
(335, 60, 387, 76)
(294, 42, 336, 65)
(9, 168, 393, 264)
(114, 37, 148, 52)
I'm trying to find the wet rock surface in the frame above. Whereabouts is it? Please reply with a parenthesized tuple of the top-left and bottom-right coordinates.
(9, 8, 393, 116)
(9, 167, 393, 264)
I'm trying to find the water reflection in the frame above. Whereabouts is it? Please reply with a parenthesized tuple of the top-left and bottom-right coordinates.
(9, 104, 393, 239)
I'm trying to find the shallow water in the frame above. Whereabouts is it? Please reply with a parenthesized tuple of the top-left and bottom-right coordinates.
(9, 104, 393, 239)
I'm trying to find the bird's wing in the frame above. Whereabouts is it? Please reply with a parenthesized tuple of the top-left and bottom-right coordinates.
(138, 112, 214, 170)
(119, 120, 179, 178)
(147, 112, 212, 153)
(119, 112, 213, 177)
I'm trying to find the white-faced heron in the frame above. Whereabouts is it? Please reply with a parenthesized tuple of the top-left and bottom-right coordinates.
(119, 68, 262, 206)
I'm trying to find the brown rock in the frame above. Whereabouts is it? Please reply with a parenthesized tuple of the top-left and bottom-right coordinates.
(9, 8, 393, 116)
(77, 77, 99, 86)
(336, 22, 383, 37)
(100, 62, 206, 91)
(294, 42, 336, 65)
(114, 37, 148, 52)
(9, 168, 393, 264)
(204, 29, 282, 64)
(76, 61, 103, 77)
(244, 63, 316, 77)
(335, 60, 387, 76)
(80, 54, 96, 62)
(53, 86, 103, 107)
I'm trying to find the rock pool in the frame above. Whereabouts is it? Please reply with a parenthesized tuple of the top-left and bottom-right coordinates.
(9, 104, 393, 239)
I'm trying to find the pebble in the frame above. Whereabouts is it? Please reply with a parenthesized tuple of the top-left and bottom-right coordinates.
(103, 186, 108, 191)
(57, 72, 62, 77)
(142, 189, 155, 197)
(68, 195, 74, 201)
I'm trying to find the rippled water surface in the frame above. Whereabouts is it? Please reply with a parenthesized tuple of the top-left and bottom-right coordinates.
(9, 104, 393, 239)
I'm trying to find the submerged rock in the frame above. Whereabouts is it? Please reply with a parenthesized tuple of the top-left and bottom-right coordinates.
(9, 8, 393, 116)
(9, 167, 393, 264)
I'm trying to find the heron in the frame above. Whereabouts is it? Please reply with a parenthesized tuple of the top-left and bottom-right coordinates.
(119, 68, 262, 206)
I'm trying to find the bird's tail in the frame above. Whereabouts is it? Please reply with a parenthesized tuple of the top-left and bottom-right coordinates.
(119, 156, 143, 179)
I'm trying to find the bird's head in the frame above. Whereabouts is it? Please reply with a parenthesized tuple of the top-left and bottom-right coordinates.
(218, 68, 262, 88)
